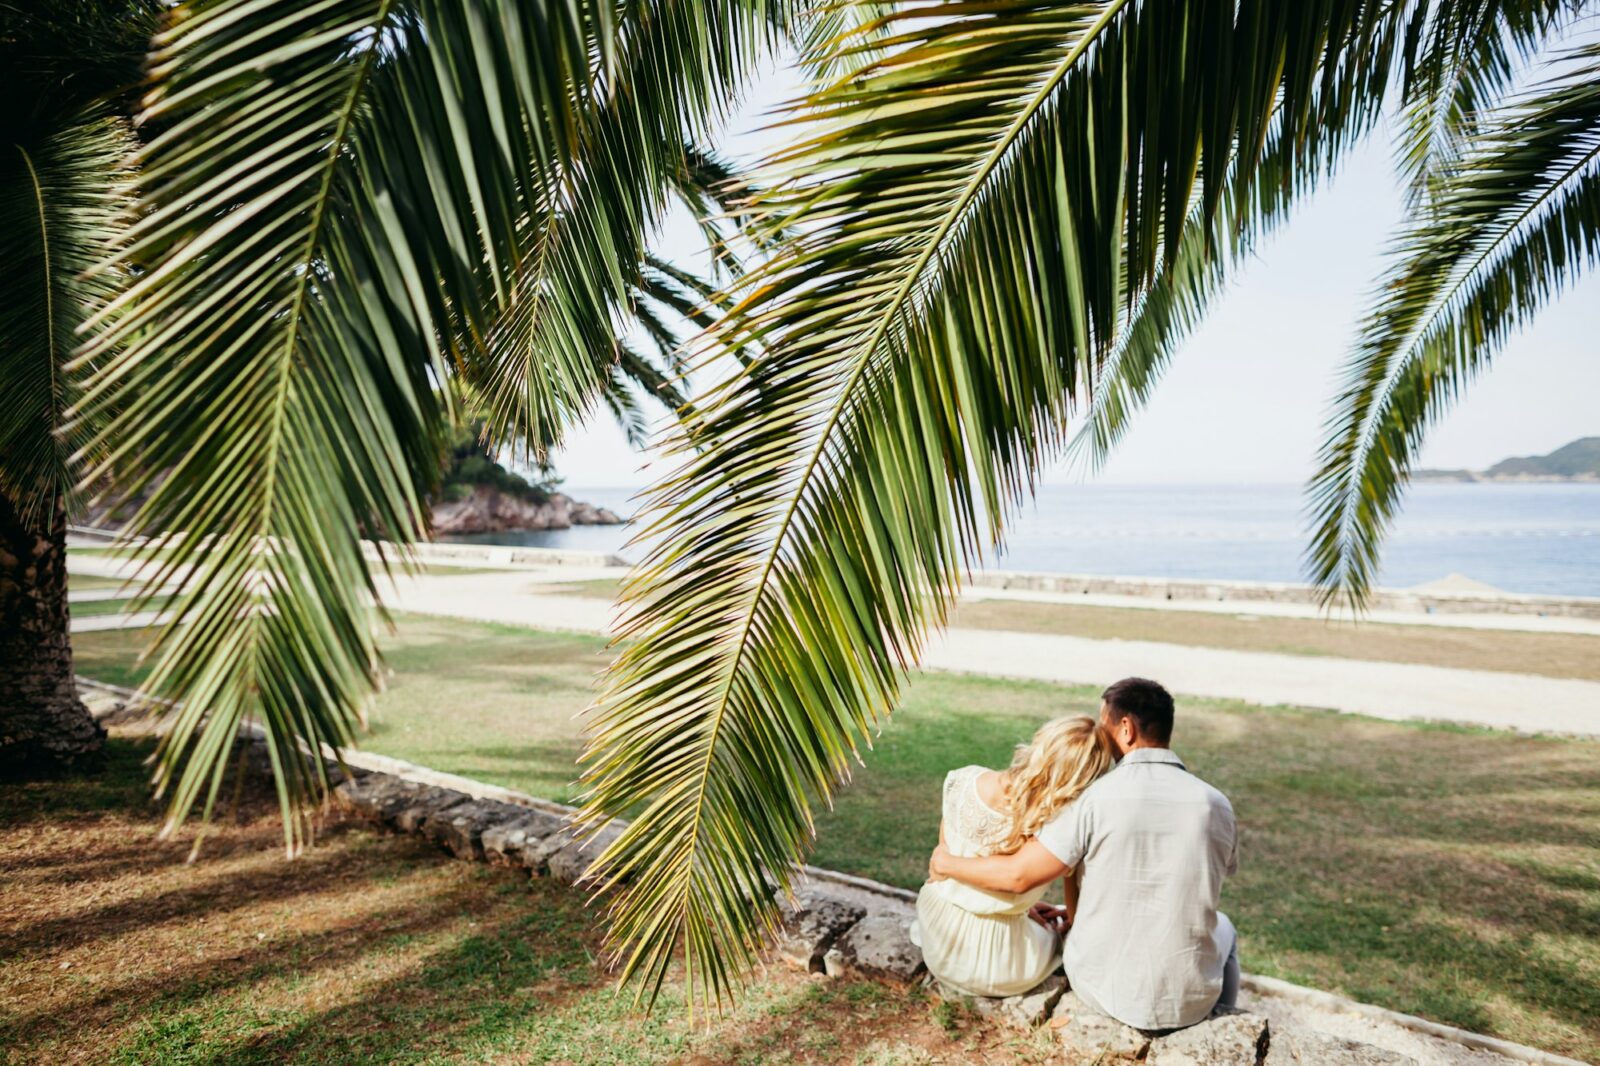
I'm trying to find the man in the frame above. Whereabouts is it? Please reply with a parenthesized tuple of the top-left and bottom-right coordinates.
(927, 677, 1239, 1031)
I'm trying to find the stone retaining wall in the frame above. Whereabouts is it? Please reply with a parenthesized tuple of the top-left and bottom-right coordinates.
(971, 570, 1600, 621)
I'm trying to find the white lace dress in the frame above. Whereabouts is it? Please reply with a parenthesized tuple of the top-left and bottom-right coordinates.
(910, 765, 1061, 997)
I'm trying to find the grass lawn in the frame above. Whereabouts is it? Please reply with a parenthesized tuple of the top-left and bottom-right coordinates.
(67, 573, 137, 592)
(70, 617, 1600, 1059)
(69, 596, 173, 620)
(544, 578, 1600, 679)
(0, 741, 1043, 1065)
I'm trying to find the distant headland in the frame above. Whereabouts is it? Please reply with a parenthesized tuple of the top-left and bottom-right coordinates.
(1415, 437, 1600, 483)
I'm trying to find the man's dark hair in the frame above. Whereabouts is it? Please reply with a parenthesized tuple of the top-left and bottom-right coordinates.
(1101, 677, 1175, 745)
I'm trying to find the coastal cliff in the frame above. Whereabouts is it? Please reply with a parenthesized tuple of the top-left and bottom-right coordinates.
(430, 486, 622, 535)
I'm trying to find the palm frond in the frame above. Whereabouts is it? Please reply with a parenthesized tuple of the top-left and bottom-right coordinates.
(580, 0, 1409, 1012)
(1310, 41, 1600, 606)
(791, 0, 896, 84)
(605, 344, 672, 448)
(0, 109, 135, 524)
(1393, 0, 1568, 206)
(465, 0, 785, 463)
(1071, 34, 1400, 468)
(72, 0, 616, 854)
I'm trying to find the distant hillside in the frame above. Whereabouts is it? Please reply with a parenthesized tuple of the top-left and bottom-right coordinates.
(1416, 437, 1600, 482)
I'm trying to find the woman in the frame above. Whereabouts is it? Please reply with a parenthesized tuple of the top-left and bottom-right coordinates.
(910, 715, 1115, 997)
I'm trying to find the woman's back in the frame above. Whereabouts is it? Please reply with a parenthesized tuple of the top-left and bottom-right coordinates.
(942, 766, 1014, 858)
(915, 764, 1059, 997)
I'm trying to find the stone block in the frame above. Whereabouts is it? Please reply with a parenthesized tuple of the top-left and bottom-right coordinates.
(336, 774, 424, 822)
(775, 887, 867, 972)
(1263, 1026, 1415, 1066)
(547, 821, 626, 887)
(822, 904, 924, 982)
(1051, 992, 1151, 1063)
(516, 822, 582, 873)
(390, 786, 471, 833)
(1146, 1008, 1270, 1066)
(480, 809, 571, 866)
(420, 800, 524, 860)
(968, 974, 1067, 1029)
(321, 759, 369, 788)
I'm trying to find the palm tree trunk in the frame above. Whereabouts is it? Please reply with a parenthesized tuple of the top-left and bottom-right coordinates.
(0, 490, 105, 776)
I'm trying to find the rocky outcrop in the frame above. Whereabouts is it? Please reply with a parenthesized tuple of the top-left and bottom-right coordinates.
(822, 904, 925, 983)
(430, 486, 622, 535)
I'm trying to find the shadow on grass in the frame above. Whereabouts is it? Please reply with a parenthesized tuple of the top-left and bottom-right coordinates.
(2, 740, 994, 1066)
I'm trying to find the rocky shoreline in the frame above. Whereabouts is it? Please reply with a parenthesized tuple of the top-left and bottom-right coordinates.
(429, 485, 622, 535)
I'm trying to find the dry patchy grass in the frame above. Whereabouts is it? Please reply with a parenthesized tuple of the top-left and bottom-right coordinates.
(542, 579, 1600, 679)
(951, 599, 1600, 679)
(0, 741, 1051, 1066)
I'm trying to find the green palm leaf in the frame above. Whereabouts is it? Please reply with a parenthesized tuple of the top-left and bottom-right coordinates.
(580, 0, 1410, 1011)
(1070, 52, 1398, 468)
(0, 110, 135, 524)
(465, 2, 786, 461)
(1309, 40, 1600, 605)
(72, 0, 619, 854)
(1392, 0, 1567, 206)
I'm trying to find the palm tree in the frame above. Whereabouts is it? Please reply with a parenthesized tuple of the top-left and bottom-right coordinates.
(0, 1, 155, 774)
(0, 0, 739, 780)
(578, 0, 1599, 1009)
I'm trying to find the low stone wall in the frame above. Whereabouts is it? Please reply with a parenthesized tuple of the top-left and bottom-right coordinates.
(970, 570, 1600, 621)
(363, 540, 629, 570)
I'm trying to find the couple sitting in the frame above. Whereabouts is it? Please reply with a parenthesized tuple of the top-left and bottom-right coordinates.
(915, 677, 1240, 1032)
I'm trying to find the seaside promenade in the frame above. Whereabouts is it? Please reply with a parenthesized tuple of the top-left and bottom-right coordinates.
(66, 547, 1600, 736)
(385, 570, 1600, 736)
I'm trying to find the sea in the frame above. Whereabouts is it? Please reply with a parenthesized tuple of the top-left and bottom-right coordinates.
(441, 482, 1600, 598)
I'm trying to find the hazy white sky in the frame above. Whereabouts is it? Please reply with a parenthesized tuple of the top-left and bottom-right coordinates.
(549, 59, 1599, 489)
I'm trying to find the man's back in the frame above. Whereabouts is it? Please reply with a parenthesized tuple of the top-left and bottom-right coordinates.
(1037, 748, 1237, 1030)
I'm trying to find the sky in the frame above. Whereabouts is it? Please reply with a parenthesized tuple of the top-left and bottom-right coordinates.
(547, 58, 1599, 490)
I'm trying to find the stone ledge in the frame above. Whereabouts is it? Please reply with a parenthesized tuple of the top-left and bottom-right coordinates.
(1144, 1008, 1270, 1066)
(547, 821, 625, 887)
(822, 904, 923, 983)
(777, 887, 867, 973)
(1264, 1026, 1414, 1065)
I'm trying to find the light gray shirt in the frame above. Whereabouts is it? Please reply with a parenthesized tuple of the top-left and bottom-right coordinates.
(1037, 747, 1238, 1030)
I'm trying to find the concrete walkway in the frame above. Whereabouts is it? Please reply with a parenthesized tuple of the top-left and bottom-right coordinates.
(923, 628, 1599, 735)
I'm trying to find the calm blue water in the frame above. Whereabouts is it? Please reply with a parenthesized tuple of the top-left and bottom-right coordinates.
(443, 483, 1600, 597)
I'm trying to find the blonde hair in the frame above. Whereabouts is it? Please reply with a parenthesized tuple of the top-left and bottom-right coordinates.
(996, 715, 1115, 855)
